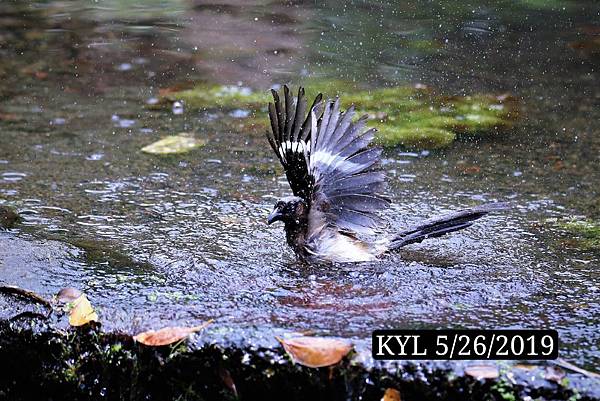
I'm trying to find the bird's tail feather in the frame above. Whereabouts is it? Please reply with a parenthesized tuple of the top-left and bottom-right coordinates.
(387, 203, 507, 250)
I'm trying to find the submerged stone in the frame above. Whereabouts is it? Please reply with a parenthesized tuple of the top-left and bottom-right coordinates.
(0, 205, 21, 229)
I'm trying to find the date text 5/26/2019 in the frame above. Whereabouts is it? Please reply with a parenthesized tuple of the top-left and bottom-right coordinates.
(372, 329, 559, 360)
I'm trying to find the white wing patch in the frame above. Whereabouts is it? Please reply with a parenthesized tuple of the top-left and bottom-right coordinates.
(278, 140, 310, 160)
(311, 150, 362, 181)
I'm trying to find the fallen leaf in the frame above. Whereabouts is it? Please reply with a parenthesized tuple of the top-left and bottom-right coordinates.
(465, 364, 499, 379)
(276, 336, 353, 368)
(134, 320, 213, 346)
(381, 387, 401, 401)
(158, 82, 195, 97)
(0, 113, 19, 121)
(68, 294, 98, 326)
(461, 165, 481, 175)
(553, 358, 600, 379)
(141, 134, 205, 155)
(553, 160, 565, 171)
(219, 367, 238, 397)
(56, 287, 83, 303)
(514, 363, 537, 371)
(544, 366, 566, 382)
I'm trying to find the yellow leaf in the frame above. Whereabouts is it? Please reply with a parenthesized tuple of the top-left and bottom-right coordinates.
(381, 388, 401, 401)
(68, 294, 98, 326)
(464, 364, 499, 379)
(133, 320, 213, 346)
(141, 133, 205, 155)
(276, 336, 353, 368)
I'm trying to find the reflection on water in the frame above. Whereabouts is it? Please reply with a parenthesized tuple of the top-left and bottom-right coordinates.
(0, 1, 599, 368)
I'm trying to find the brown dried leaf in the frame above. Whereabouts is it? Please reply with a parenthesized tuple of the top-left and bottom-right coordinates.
(465, 364, 499, 380)
(218, 367, 238, 397)
(382, 387, 402, 401)
(461, 165, 481, 175)
(68, 294, 98, 326)
(553, 358, 600, 379)
(158, 82, 194, 97)
(134, 320, 213, 346)
(276, 336, 353, 368)
(514, 363, 537, 371)
(0, 113, 19, 122)
(544, 366, 566, 382)
(56, 287, 83, 303)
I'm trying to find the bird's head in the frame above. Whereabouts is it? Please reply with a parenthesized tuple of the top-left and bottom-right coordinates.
(267, 196, 307, 225)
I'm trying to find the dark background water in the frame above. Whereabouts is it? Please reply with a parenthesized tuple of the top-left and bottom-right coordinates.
(0, 1, 598, 368)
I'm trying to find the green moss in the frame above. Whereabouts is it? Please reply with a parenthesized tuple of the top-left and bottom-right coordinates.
(443, 94, 515, 134)
(518, 0, 574, 10)
(156, 81, 516, 150)
(558, 219, 600, 251)
(408, 39, 441, 52)
(491, 378, 517, 401)
(375, 126, 456, 149)
(164, 84, 270, 111)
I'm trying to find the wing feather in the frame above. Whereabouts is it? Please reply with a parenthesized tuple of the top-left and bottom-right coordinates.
(327, 207, 385, 232)
(327, 194, 390, 213)
(291, 87, 306, 142)
(266, 86, 321, 201)
(306, 99, 389, 236)
(284, 85, 294, 140)
(301, 93, 323, 142)
(325, 105, 354, 152)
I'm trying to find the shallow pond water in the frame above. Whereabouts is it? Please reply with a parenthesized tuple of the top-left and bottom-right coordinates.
(0, 1, 599, 368)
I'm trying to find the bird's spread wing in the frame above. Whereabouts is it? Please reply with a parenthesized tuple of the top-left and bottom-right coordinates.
(307, 97, 390, 235)
(266, 85, 389, 235)
(265, 86, 322, 200)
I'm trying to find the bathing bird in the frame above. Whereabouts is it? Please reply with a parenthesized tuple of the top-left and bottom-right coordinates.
(265, 85, 504, 263)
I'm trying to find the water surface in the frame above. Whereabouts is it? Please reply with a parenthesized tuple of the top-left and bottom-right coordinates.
(0, 1, 598, 368)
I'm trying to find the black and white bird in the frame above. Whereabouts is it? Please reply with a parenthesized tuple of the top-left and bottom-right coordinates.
(265, 85, 504, 263)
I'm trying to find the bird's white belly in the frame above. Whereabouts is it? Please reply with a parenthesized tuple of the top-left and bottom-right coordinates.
(307, 230, 378, 263)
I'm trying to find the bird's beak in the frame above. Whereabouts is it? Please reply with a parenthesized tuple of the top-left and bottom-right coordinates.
(267, 209, 282, 225)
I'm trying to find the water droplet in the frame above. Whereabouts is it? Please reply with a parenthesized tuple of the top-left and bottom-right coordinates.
(172, 101, 184, 115)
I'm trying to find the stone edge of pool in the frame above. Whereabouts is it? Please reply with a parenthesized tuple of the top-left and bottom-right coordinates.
(0, 319, 598, 401)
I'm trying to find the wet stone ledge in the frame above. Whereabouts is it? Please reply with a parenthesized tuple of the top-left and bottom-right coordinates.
(0, 318, 598, 401)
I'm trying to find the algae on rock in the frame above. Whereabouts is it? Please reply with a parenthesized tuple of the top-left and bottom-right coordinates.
(155, 82, 516, 150)
(557, 219, 600, 251)
(159, 84, 270, 111)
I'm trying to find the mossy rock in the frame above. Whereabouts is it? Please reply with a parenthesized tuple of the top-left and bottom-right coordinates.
(440, 94, 517, 135)
(557, 219, 600, 251)
(0, 206, 21, 229)
(375, 126, 456, 149)
(161, 84, 270, 111)
(154, 81, 516, 150)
